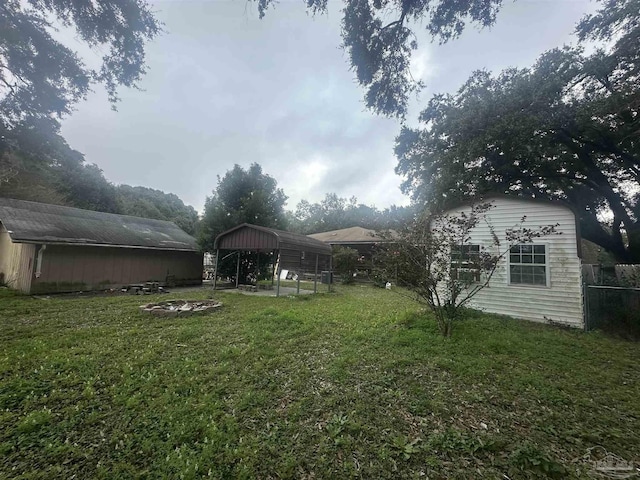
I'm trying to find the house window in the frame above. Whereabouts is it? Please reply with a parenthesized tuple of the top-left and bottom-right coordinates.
(451, 244, 481, 282)
(509, 244, 547, 286)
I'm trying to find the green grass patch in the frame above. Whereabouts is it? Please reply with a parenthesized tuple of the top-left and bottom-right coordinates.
(0, 285, 638, 478)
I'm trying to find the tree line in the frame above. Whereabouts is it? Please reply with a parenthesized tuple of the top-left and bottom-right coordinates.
(0, 152, 412, 249)
(170, 162, 415, 252)
(0, 138, 199, 235)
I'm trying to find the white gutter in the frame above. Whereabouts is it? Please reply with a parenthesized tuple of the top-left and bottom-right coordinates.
(35, 244, 46, 278)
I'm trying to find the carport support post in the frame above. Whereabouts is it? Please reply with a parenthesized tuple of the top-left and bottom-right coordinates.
(328, 254, 333, 292)
(276, 250, 281, 297)
(314, 254, 318, 294)
(212, 249, 219, 293)
(271, 251, 275, 286)
(236, 251, 241, 288)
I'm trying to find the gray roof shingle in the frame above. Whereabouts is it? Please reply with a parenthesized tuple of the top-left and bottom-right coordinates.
(0, 198, 199, 251)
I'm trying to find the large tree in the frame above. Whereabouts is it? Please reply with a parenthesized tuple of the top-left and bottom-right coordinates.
(199, 163, 288, 252)
(0, 0, 160, 124)
(1, 0, 508, 138)
(395, 0, 640, 262)
(255, 0, 503, 118)
(0, 0, 160, 191)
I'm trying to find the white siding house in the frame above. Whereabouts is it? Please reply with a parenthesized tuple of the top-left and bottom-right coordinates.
(443, 196, 584, 327)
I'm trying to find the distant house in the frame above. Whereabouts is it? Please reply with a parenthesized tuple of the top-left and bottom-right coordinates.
(443, 196, 583, 327)
(307, 226, 390, 255)
(0, 198, 203, 294)
(308, 226, 393, 279)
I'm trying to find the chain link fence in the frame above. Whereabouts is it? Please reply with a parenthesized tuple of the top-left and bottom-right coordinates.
(584, 284, 640, 339)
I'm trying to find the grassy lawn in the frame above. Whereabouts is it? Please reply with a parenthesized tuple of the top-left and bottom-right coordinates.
(1, 286, 638, 479)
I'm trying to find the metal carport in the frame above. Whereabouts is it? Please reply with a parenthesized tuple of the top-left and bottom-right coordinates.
(212, 223, 333, 296)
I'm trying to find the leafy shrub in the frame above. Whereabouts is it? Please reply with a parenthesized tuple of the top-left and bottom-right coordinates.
(333, 247, 359, 284)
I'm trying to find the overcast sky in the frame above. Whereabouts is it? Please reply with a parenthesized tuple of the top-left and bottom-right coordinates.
(60, 0, 598, 214)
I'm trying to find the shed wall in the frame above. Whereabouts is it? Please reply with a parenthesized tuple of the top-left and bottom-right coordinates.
(444, 198, 583, 327)
(0, 224, 35, 293)
(30, 245, 203, 293)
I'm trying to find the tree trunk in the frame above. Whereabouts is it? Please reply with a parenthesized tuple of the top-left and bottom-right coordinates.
(626, 225, 640, 264)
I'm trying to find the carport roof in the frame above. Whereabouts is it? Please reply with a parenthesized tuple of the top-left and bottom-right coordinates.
(214, 223, 332, 255)
(0, 197, 199, 251)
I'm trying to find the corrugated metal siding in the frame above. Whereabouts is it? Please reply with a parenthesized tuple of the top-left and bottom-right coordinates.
(30, 245, 203, 293)
(0, 223, 34, 293)
(444, 198, 583, 327)
(217, 226, 279, 251)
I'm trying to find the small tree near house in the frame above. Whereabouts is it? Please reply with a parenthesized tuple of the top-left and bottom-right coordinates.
(376, 203, 559, 337)
(333, 246, 360, 284)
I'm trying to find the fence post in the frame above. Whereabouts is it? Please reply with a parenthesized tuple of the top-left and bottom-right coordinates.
(582, 282, 589, 331)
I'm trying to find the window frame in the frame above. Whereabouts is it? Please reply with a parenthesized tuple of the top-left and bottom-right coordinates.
(507, 243, 550, 288)
(450, 244, 482, 283)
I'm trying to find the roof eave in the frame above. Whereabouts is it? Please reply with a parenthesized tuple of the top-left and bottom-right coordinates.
(9, 239, 200, 252)
(321, 240, 391, 244)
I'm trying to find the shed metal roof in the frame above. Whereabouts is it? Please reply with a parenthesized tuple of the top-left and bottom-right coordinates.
(0, 197, 199, 251)
(308, 226, 390, 244)
(214, 223, 332, 255)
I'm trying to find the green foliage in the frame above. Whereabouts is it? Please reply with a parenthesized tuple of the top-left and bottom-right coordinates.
(509, 442, 568, 479)
(0, 0, 160, 124)
(395, 0, 640, 262)
(0, 122, 120, 213)
(255, 0, 503, 117)
(1, 0, 161, 221)
(333, 246, 360, 284)
(326, 412, 350, 445)
(216, 251, 276, 285)
(0, 154, 199, 234)
(199, 163, 288, 251)
(0, 118, 197, 233)
(116, 185, 199, 235)
(289, 192, 415, 234)
(390, 435, 421, 460)
(0, 286, 639, 478)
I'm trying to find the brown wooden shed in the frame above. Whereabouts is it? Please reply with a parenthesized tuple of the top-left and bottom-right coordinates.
(213, 223, 333, 295)
(0, 198, 203, 294)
